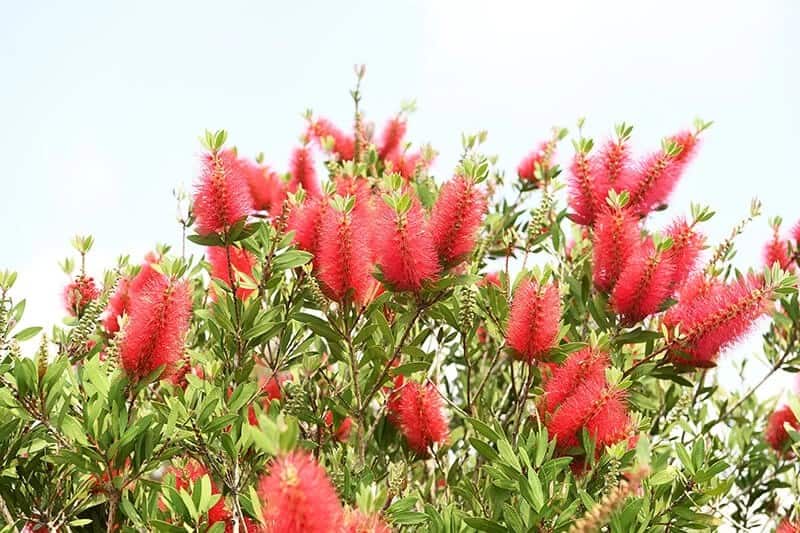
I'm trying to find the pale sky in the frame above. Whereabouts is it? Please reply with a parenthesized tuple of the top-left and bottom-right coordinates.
(1, 1, 798, 394)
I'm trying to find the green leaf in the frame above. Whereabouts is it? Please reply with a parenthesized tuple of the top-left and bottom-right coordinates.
(463, 516, 507, 533)
(13, 326, 41, 341)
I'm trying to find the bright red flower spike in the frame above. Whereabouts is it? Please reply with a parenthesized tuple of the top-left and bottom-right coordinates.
(506, 279, 561, 363)
(374, 197, 439, 292)
(207, 245, 257, 300)
(258, 451, 344, 533)
(316, 204, 377, 305)
(765, 404, 799, 453)
(430, 175, 487, 268)
(627, 131, 698, 216)
(664, 274, 771, 367)
(287, 197, 329, 259)
(378, 117, 407, 160)
(568, 150, 599, 226)
(120, 276, 192, 380)
(610, 240, 676, 322)
(309, 117, 356, 162)
(592, 205, 641, 292)
(193, 149, 252, 236)
(390, 381, 449, 455)
(64, 275, 100, 317)
(664, 217, 705, 289)
(591, 138, 635, 208)
(517, 142, 551, 184)
(342, 508, 392, 533)
(289, 146, 321, 199)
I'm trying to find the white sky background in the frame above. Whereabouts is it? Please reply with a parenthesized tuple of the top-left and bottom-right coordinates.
(1, 1, 798, 398)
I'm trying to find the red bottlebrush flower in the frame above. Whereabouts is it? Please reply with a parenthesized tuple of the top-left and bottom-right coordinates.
(63, 275, 100, 317)
(248, 373, 290, 425)
(664, 274, 771, 367)
(664, 218, 705, 289)
(289, 146, 321, 199)
(385, 374, 405, 426)
(792, 220, 800, 244)
(103, 253, 163, 335)
(258, 451, 344, 533)
(591, 139, 634, 206)
(342, 508, 392, 533)
(207, 245, 257, 300)
(592, 206, 641, 292)
(545, 372, 631, 453)
(568, 150, 598, 226)
(765, 404, 799, 453)
(385, 149, 426, 180)
(764, 230, 794, 272)
(242, 157, 285, 214)
(610, 240, 676, 322)
(193, 149, 252, 235)
(309, 117, 356, 161)
(375, 198, 439, 292)
(378, 117, 407, 160)
(120, 276, 192, 380)
(627, 131, 699, 216)
(479, 272, 501, 288)
(324, 411, 353, 442)
(777, 519, 800, 533)
(390, 381, 449, 455)
(430, 175, 487, 268)
(543, 347, 609, 414)
(517, 142, 551, 184)
(317, 205, 377, 305)
(168, 459, 230, 527)
(506, 279, 561, 363)
(287, 197, 329, 258)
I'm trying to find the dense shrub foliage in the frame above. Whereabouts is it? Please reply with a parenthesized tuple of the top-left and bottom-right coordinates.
(1, 74, 799, 532)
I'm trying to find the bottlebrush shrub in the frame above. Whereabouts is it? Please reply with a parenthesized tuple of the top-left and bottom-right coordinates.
(3, 80, 800, 533)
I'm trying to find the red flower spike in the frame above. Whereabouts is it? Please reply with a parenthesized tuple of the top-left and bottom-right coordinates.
(309, 117, 356, 161)
(390, 381, 449, 455)
(193, 149, 252, 236)
(120, 276, 192, 380)
(664, 274, 771, 367)
(591, 139, 634, 207)
(289, 146, 321, 199)
(324, 411, 353, 442)
(241, 157, 285, 215)
(568, 150, 598, 226)
(375, 198, 439, 292)
(478, 272, 501, 288)
(287, 198, 329, 258)
(777, 519, 800, 533)
(378, 117, 407, 160)
(342, 508, 392, 533)
(517, 142, 551, 184)
(765, 404, 799, 453)
(248, 373, 290, 426)
(764, 229, 794, 272)
(207, 245, 257, 300)
(506, 279, 561, 363)
(627, 131, 698, 216)
(63, 275, 100, 317)
(543, 347, 609, 414)
(167, 459, 230, 527)
(610, 240, 676, 322)
(592, 206, 641, 292)
(317, 204, 377, 305)
(792, 220, 800, 244)
(385, 149, 426, 180)
(258, 451, 344, 533)
(430, 175, 487, 268)
(542, 348, 632, 455)
(664, 218, 705, 289)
